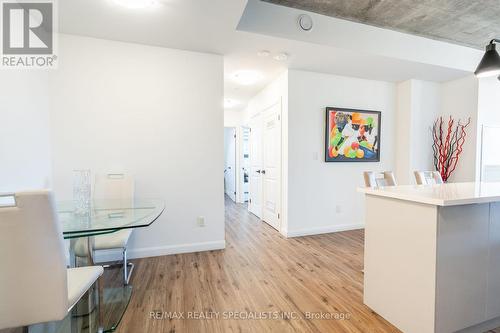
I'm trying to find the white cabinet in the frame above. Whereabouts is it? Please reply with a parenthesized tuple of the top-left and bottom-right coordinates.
(363, 188, 500, 333)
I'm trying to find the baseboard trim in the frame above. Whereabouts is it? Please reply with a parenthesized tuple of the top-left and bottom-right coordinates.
(93, 240, 226, 263)
(457, 315, 500, 333)
(285, 223, 365, 238)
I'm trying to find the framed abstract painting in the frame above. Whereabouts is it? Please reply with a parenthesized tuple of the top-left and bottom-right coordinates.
(325, 107, 381, 162)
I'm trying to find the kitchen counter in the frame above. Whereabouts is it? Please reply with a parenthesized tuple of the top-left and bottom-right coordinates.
(360, 182, 500, 333)
(358, 182, 500, 206)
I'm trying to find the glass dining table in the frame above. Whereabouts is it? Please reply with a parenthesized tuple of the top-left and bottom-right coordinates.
(50, 199, 164, 333)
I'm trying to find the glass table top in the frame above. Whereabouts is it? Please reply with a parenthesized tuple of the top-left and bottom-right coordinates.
(57, 198, 165, 239)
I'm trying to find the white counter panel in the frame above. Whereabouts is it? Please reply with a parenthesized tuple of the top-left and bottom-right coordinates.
(364, 196, 437, 333)
(364, 193, 500, 333)
(487, 202, 500, 319)
(436, 204, 489, 332)
(359, 182, 500, 206)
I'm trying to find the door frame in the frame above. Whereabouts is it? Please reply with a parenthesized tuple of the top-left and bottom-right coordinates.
(262, 101, 282, 231)
(248, 115, 263, 218)
(224, 126, 237, 201)
(247, 100, 283, 232)
(237, 126, 250, 203)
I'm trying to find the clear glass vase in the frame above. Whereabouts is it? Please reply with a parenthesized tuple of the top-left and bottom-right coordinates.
(73, 169, 91, 216)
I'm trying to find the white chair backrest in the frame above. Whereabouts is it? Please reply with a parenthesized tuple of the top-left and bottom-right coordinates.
(0, 191, 68, 329)
(414, 171, 443, 185)
(94, 173, 134, 203)
(364, 171, 397, 188)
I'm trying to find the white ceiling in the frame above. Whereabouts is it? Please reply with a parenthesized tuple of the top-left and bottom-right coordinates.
(59, 0, 477, 112)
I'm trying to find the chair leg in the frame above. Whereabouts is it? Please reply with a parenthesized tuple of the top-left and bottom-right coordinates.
(88, 284, 94, 332)
(97, 277, 104, 333)
(123, 248, 127, 284)
(122, 248, 134, 285)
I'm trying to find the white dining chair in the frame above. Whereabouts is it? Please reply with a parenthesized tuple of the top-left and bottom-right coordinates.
(414, 170, 443, 185)
(0, 190, 103, 330)
(74, 173, 135, 284)
(363, 171, 397, 188)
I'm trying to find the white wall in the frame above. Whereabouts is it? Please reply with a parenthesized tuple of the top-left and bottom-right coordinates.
(396, 80, 440, 184)
(397, 76, 480, 184)
(476, 77, 500, 181)
(395, 81, 412, 184)
(286, 69, 396, 236)
(411, 81, 441, 175)
(0, 71, 51, 192)
(245, 71, 288, 120)
(224, 110, 245, 127)
(478, 77, 500, 127)
(440, 75, 479, 182)
(49, 34, 225, 259)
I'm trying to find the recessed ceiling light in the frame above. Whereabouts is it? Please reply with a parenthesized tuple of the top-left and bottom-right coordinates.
(113, 0, 160, 9)
(224, 99, 240, 109)
(257, 50, 271, 57)
(232, 70, 263, 86)
(274, 52, 289, 61)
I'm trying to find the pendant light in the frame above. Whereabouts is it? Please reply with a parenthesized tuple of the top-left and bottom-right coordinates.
(475, 39, 500, 79)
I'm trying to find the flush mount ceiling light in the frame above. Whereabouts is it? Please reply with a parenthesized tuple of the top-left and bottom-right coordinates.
(274, 52, 289, 62)
(257, 50, 271, 57)
(475, 39, 500, 80)
(232, 70, 263, 86)
(113, 0, 160, 9)
(224, 99, 240, 109)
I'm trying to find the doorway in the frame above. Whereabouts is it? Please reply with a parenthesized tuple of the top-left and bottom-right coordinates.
(241, 127, 250, 203)
(224, 127, 237, 201)
(248, 101, 282, 231)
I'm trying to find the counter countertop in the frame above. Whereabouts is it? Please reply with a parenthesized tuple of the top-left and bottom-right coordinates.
(358, 182, 500, 206)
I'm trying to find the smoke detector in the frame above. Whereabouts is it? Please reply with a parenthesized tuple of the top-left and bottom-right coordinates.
(298, 14, 313, 31)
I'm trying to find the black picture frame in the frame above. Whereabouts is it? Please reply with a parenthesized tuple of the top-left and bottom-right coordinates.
(325, 107, 381, 162)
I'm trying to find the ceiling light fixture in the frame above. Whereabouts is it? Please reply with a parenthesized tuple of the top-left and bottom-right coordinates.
(224, 99, 240, 109)
(232, 70, 263, 86)
(475, 39, 500, 80)
(257, 50, 271, 57)
(274, 52, 289, 62)
(113, 0, 160, 9)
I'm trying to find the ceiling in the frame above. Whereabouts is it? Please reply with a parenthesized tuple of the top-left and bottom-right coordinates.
(263, 0, 500, 50)
(59, 0, 475, 112)
(59, 0, 288, 111)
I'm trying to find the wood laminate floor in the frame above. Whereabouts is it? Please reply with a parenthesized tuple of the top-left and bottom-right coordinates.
(114, 198, 399, 333)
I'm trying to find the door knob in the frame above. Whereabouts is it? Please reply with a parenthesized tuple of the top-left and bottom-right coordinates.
(256, 170, 261, 174)
(261, 170, 266, 175)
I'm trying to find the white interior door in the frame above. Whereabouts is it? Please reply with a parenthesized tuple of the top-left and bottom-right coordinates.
(224, 127, 236, 201)
(262, 102, 281, 230)
(241, 127, 250, 202)
(248, 117, 263, 218)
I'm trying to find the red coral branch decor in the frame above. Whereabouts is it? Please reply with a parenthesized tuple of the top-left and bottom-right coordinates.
(431, 116, 471, 182)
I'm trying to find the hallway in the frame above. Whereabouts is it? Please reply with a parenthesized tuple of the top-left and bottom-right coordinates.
(117, 198, 398, 332)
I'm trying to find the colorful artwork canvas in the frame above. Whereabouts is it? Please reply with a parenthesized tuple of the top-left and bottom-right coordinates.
(325, 107, 381, 162)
